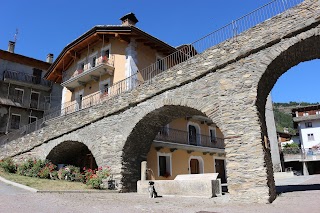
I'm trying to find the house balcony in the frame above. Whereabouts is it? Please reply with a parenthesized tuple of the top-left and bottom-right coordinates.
(61, 55, 115, 90)
(153, 128, 225, 153)
(6, 94, 49, 111)
(3, 70, 52, 91)
(282, 147, 320, 162)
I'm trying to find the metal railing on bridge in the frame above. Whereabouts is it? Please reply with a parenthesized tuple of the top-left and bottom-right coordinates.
(0, 0, 303, 145)
(0, 74, 143, 145)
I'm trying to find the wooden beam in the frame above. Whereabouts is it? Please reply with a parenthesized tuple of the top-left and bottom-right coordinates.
(115, 33, 130, 43)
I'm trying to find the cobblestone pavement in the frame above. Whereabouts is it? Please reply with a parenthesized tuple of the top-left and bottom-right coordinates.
(1, 175, 320, 213)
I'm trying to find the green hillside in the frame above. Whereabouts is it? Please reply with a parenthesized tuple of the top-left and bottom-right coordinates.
(272, 102, 319, 134)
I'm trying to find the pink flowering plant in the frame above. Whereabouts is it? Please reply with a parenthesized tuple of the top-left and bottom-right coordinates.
(84, 166, 111, 189)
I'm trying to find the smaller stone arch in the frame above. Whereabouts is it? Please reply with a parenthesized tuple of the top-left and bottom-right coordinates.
(46, 141, 98, 170)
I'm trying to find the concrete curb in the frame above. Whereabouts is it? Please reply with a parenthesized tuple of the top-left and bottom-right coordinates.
(0, 176, 38, 192)
(0, 175, 120, 194)
(37, 190, 119, 193)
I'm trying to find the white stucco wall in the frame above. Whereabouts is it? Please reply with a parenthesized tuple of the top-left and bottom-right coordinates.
(299, 119, 320, 149)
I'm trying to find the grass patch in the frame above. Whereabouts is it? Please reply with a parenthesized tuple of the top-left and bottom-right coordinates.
(0, 167, 92, 191)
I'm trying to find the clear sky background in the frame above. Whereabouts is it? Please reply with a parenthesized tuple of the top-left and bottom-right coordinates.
(1, 0, 318, 103)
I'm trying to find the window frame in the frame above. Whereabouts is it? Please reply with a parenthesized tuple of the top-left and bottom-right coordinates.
(209, 126, 217, 143)
(14, 88, 24, 104)
(187, 121, 201, 145)
(28, 116, 37, 124)
(10, 113, 21, 130)
(157, 152, 172, 177)
(307, 133, 315, 141)
(99, 78, 111, 95)
(30, 91, 40, 109)
(305, 122, 313, 128)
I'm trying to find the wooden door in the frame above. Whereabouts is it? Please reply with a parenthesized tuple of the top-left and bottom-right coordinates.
(190, 159, 200, 174)
(215, 159, 227, 183)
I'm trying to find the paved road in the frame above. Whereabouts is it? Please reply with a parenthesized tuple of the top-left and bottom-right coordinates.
(1, 175, 320, 213)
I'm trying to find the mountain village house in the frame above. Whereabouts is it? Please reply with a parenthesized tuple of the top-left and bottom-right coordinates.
(44, 13, 226, 182)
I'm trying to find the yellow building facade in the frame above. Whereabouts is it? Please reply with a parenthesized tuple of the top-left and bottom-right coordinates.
(147, 117, 226, 183)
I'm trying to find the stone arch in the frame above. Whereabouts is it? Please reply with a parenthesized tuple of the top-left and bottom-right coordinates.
(256, 34, 320, 127)
(254, 31, 320, 200)
(120, 102, 223, 192)
(46, 141, 98, 170)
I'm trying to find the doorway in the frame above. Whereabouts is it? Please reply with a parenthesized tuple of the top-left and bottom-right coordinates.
(215, 159, 227, 183)
(190, 159, 200, 174)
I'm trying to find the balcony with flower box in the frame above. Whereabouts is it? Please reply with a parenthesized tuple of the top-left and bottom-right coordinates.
(61, 55, 115, 90)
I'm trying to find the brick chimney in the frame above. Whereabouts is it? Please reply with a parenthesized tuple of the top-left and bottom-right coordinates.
(7, 41, 15, 53)
(46, 53, 54, 63)
(120, 13, 139, 26)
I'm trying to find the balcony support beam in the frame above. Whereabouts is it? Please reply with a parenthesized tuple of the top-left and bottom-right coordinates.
(90, 75, 99, 82)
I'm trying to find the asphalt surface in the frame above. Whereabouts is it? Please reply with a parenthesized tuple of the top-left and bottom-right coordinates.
(1, 175, 320, 213)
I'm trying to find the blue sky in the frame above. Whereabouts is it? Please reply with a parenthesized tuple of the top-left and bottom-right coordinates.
(1, 0, 318, 103)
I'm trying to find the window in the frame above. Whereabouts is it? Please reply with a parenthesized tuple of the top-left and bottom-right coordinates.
(30, 91, 40, 109)
(158, 153, 171, 177)
(308, 133, 315, 141)
(33, 68, 42, 84)
(305, 122, 312, 128)
(28, 116, 37, 124)
(77, 60, 85, 72)
(92, 56, 96, 68)
(188, 122, 201, 145)
(209, 127, 216, 143)
(156, 57, 165, 71)
(316, 111, 320, 115)
(99, 79, 110, 95)
(104, 49, 110, 59)
(13, 88, 24, 104)
(303, 112, 309, 116)
(10, 114, 20, 129)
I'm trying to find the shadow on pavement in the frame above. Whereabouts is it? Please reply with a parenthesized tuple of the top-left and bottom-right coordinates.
(276, 184, 320, 194)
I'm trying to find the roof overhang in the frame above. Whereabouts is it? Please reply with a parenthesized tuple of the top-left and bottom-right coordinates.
(45, 25, 177, 83)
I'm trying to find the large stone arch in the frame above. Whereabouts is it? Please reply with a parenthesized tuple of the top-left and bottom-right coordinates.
(121, 104, 219, 191)
(256, 32, 320, 131)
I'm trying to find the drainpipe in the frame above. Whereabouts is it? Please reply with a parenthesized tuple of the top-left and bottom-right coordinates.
(7, 82, 10, 99)
(5, 106, 11, 134)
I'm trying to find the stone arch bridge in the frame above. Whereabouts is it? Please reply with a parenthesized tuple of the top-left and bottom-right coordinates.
(1, 0, 319, 203)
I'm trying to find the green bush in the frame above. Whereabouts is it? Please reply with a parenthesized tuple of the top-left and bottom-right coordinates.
(84, 166, 111, 189)
(0, 158, 17, 173)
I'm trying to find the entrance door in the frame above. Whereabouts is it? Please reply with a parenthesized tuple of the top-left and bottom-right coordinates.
(215, 159, 227, 183)
(190, 159, 200, 174)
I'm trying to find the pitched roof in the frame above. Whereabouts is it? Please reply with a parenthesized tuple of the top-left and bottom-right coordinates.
(0, 49, 50, 71)
(45, 25, 177, 82)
